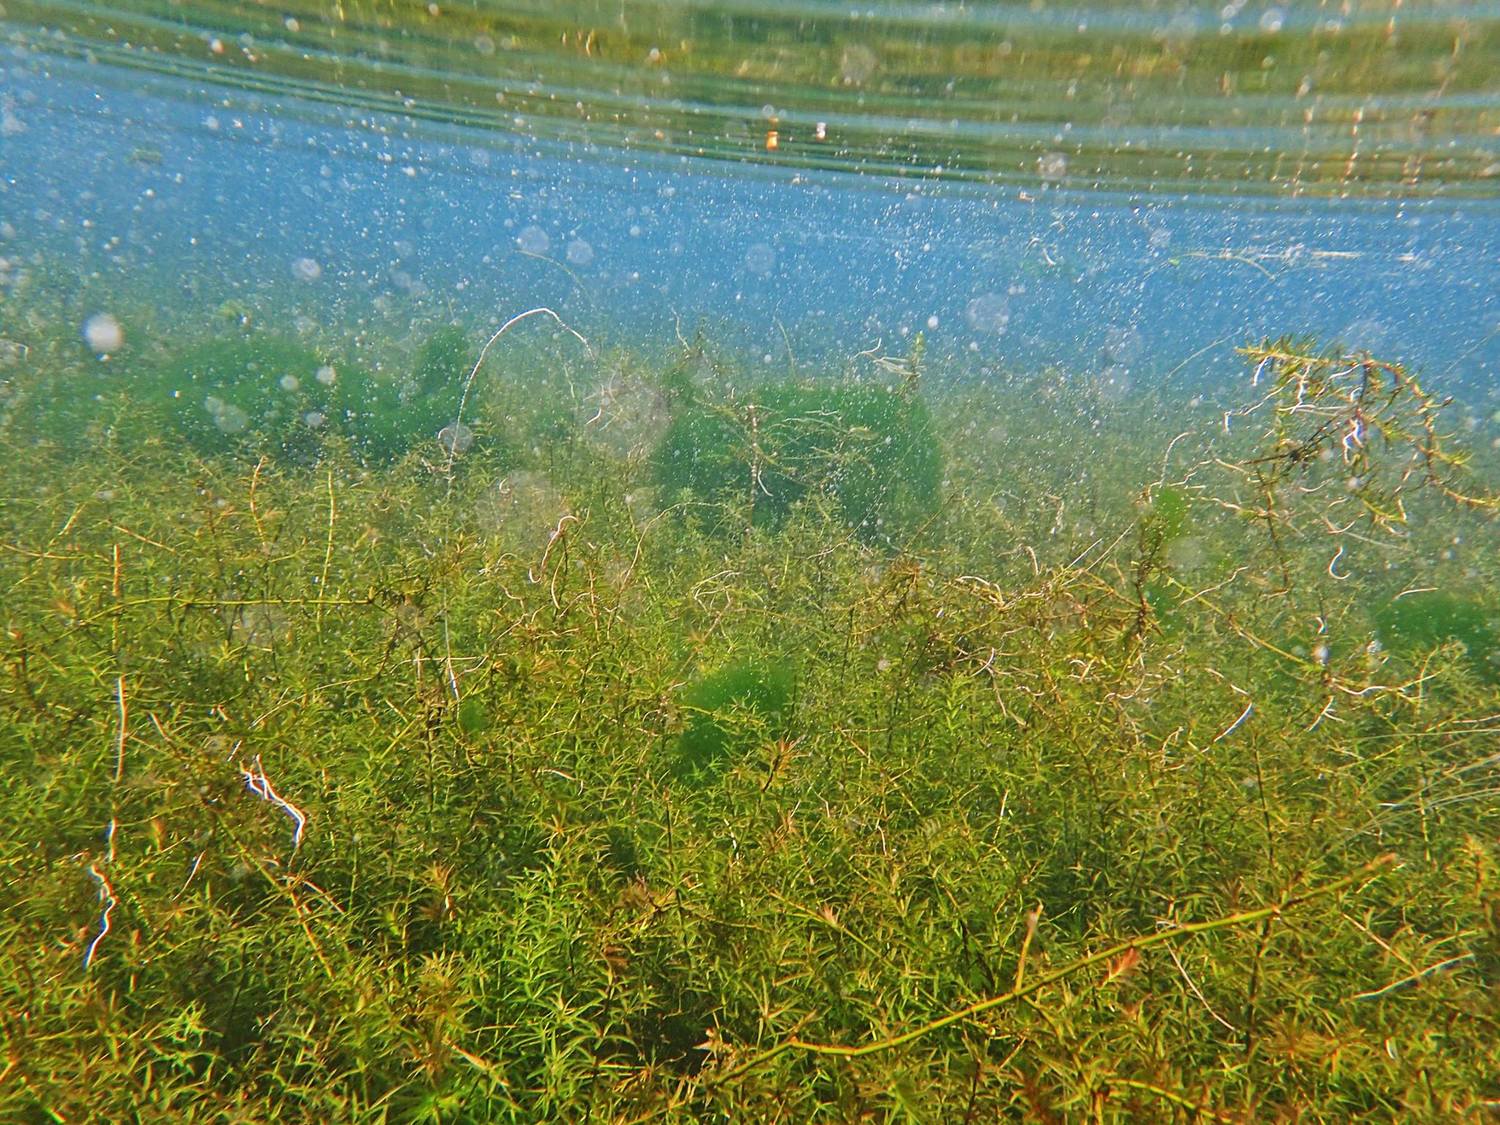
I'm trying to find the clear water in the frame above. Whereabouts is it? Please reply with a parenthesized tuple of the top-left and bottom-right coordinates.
(4, 2, 1498, 382)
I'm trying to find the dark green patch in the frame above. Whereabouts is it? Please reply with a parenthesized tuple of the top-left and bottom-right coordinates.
(674, 657, 795, 779)
(653, 381, 941, 544)
(1375, 590, 1499, 683)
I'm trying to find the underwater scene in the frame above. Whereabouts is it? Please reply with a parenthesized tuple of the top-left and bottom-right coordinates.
(1, 2, 1498, 1120)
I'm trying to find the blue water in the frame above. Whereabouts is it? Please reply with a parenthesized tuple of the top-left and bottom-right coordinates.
(4, 48, 1498, 399)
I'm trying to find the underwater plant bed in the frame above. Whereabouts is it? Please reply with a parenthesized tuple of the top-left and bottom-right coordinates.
(0, 336, 1497, 1123)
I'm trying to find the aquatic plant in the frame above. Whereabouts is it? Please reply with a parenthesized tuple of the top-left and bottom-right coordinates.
(0, 328, 1495, 1123)
(673, 655, 795, 779)
(653, 377, 941, 544)
(130, 328, 505, 465)
(136, 335, 403, 462)
(1374, 589, 1499, 684)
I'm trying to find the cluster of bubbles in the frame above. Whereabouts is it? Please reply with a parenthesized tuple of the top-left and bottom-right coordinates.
(202, 395, 250, 435)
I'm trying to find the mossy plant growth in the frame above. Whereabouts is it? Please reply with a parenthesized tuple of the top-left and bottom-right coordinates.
(673, 656, 795, 779)
(133, 328, 491, 465)
(0, 328, 1496, 1122)
(1374, 589, 1499, 684)
(135, 335, 394, 461)
(653, 378, 941, 544)
(412, 325, 473, 400)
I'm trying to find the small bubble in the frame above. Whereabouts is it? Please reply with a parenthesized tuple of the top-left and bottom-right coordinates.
(83, 313, 124, 354)
(1038, 152, 1068, 183)
(316, 364, 337, 386)
(291, 257, 322, 282)
(516, 225, 550, 254)
(303, 411, 327, 429)
(565, 238, 594, 266)
(1259, 7, 1286, 33)
(926, 315, 940, 330)
(279, 374, 300, 392)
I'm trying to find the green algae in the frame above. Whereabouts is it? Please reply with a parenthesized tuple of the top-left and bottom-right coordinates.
(1375, 589, 1500, 684)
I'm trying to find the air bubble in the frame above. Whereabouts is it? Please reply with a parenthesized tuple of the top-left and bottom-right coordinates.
(744, 243, 776, 276)
(964, 293, 1010, 335)
(83, 313, 124, 354)
(438, 421, 474, 455)
(516, 225, 550, 254)
(565, 238, 595, 266)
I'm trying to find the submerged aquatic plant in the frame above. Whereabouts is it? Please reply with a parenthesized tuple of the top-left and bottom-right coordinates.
(128, 325, 504, 465)
(673, 655, 796, 779)
(0, 325, 1495, 1123)
(1374, 589, 1499, 684)
(653, 377, 941, 544)
(1229, 337, 1498, 532)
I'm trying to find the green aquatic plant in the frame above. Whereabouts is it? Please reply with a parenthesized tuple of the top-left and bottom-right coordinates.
(130, 331, 502, 464)
(412, 325, 474, 399)
(0, 323, 1496, 1123)
(1125, 482, 1195, 644)
(1374, 589, 1499, 684)
(1230, 336, 1499, 534)
(653, 378, 941, 544)
(133, 335, 411, 462)
(674, 655, 795, 779)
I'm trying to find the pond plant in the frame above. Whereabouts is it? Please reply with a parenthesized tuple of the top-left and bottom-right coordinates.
(0, 325, 1496, 1122)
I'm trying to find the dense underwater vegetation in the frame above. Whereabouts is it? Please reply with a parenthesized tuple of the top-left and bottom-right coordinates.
(3, 0, 1500, 1119)
(0, 281, 1497, 1120)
